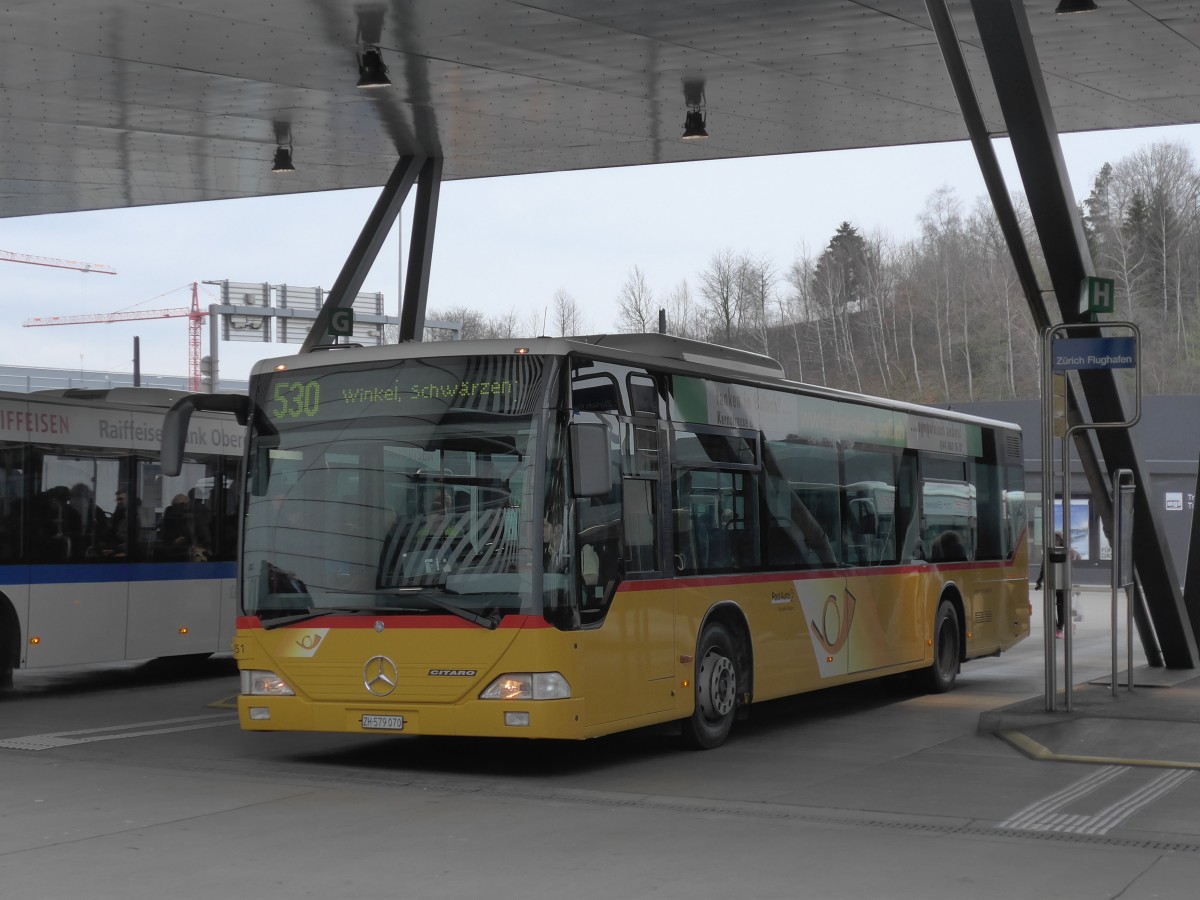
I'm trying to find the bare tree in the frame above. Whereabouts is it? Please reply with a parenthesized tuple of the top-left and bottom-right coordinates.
(699, 249, 747, 344)
(616, 266, 656, 333)
(740, 255, 776, 356)
(425, 305, 523, 340)
(666, 279, 703, 340)
(552, 288, 589, 337)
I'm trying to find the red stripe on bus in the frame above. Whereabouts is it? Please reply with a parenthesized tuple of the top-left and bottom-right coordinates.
(236, 614, 547, 630)
(622, 557, 1022, 592)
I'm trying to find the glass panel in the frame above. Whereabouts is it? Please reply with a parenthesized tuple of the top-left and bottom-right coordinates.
(923, 480, 974, 561)
(674, 430, 757, 466)
(38, 453, 120, 562)
(0, 446, 23, 562)
(760, 440, 841, 566)
(248, 356, 548, 620)
(622, 422, 659, 477)
(152, 457, 221, 561)
(622, 477, 658, 573)
(1003, 464, 1027, 562)
(628, 374, 660, 417)
(245, 417, 541, 619)
(681, 469, 759, 573)
(572, 374, 621, 414)
(843, 448, 899, 566)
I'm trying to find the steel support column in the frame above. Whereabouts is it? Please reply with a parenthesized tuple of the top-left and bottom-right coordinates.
(928, 0, 1160, 671)
(969, 0, 1197, 667)
(398, 156, 443, 342)
(302, 155, 425, 353)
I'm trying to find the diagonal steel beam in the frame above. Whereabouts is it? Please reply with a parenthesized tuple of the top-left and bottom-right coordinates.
(969, 0, 1197, 667)
(302, 155, 425, 353)
(398, 156, 443, 342)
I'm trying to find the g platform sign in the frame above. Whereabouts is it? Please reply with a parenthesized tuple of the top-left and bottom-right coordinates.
(1051, 336, 1136, 372)
(328, 307, 355, 337)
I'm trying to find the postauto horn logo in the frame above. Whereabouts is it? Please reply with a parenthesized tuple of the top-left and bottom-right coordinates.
(799, 587, 857, 678)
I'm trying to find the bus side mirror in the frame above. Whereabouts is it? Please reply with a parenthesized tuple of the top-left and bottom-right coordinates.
(162, 393, 251, 477)
(570, 423, 612, 497)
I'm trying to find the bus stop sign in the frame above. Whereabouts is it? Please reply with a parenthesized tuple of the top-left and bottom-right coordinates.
(1051, 336, 1136, 371)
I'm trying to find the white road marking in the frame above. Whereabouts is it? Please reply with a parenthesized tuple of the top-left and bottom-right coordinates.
(999, 765, 1195, 835)
(0, 713, 237, 751)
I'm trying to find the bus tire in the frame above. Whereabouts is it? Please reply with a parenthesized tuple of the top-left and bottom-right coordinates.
(925, 599, 960, 693)
(681, 621, 739, 750)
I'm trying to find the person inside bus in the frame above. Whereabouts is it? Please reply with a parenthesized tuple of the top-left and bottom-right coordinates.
(930, 528, 967, 562)
(32, 486, 80, 562)
(187, 487, 213, 560)
(99, 489, 135, 558)
(158, 493, 195, 560)
(68, 483, 100, 559)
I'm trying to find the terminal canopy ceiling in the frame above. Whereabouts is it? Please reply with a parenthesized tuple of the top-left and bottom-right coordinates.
(2, 0, 1199, 219)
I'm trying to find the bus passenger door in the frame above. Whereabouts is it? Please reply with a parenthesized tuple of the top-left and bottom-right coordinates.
(127, 456, 224, 659)
(27, 451, 127, 667)
(575, 411, 675, 727)
(844, 450, 925, 673)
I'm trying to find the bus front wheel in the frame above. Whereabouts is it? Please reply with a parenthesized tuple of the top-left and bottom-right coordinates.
(925, 599, 961, 693)
(681, 621, 739, 750)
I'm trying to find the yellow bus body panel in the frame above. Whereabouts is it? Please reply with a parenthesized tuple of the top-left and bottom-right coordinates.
(236, 550, 1029, 740)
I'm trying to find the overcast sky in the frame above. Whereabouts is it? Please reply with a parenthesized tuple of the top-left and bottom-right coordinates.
(2, 122, 1199, 386)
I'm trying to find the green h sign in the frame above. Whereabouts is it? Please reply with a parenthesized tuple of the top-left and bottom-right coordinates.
(1079, 276, 1115, 319)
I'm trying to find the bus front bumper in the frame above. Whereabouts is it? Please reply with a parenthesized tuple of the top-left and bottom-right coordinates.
(238, 695, 589, 740)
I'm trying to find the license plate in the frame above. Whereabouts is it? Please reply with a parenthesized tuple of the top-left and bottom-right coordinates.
(361, 714, 405, 731)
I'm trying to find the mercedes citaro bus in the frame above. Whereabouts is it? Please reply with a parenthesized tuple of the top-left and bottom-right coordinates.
(163, 334, 1028, 748)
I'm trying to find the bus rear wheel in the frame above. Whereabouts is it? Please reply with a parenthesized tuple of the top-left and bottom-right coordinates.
(681, 621, 739, 750)
(925, 599, 960, 693)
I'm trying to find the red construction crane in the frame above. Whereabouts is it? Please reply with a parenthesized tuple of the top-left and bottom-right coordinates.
(24, 283, 207, 390)
(1, 249, 116, 275)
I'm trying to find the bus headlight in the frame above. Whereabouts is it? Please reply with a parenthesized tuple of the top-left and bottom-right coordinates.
(241, 669, 295, 696)
(480, 672, 571, 700)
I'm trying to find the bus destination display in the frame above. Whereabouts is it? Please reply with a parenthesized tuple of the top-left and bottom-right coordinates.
(265, 355, 546, 423)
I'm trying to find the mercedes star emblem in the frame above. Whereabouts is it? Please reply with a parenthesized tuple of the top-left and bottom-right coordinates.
(363, 655, 399, 697)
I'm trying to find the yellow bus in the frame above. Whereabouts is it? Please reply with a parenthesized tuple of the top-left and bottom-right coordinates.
(164, 334, 1029, 748)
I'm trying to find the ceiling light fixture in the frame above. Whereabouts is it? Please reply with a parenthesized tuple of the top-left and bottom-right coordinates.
(681, 79, 708, 140)
(1055, 0, 1098, 12)
(682, 108, 708, 140)
(271, 145, 296, 174)
(357, 46, 391, 89)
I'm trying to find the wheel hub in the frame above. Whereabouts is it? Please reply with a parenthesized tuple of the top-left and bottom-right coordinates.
(698, 651, 736, 718)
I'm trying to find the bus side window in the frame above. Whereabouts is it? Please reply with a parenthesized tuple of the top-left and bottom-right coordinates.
(673, 471, 699, 574)
(0, 449, 23, 563)
(843, 448, 901, 567)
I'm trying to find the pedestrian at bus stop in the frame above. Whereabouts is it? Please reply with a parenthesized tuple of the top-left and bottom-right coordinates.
(1035, 530, 1081, 638)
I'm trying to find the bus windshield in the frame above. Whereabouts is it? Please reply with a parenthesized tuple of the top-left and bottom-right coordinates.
(243, 355, 548, 624)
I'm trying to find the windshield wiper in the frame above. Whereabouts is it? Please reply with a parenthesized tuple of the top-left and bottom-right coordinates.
(375, 588, 500, 630)
(260, 607, 374, 630)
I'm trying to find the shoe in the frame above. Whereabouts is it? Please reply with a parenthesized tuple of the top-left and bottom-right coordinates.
(1055, 628, 1063, 639)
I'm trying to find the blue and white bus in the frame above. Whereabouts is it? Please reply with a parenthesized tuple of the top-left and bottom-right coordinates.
(0, 387, 244, 687)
